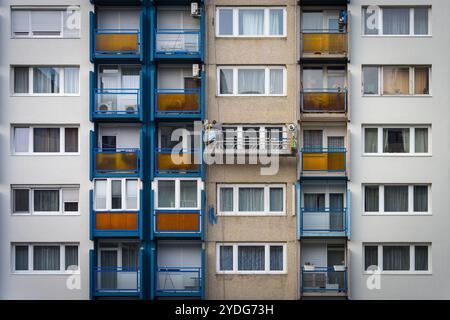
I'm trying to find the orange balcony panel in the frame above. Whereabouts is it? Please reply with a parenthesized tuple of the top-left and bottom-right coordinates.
(96, 33, 138, 53)
(328, 152, 346, 171)
(96, 152, 138, 172)
(156, 212, 199, 232)
(157, 93, 199, 112)
(303, 92, 346, 112)
(95, 212, 138, 230)
(303, 152, 345, 171)
(302, 33, 347, 55)
(157, 153, 199, 171)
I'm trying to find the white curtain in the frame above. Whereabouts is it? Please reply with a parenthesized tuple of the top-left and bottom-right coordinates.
(64, 67, 79, 94)
(220, 188, 233, 212)
(94, 180, 107, 210)
(126, 180, 138, 209)
(302, 68, 323, 89)
(414, 8, 428, 35)
(15, 246, 29, 270)
(34, 190, 59, 212)
(14, 67, 29, 93)
(33, 67, 60, 93)
(219, 246, 233, 271)
(270, 69, 283, 94)
(328, 136, 344, 148)
(158, 180, 175, 208)
(180, 180, 197, 208)
(383, 8, 410, 35)
(239, 9, 264, 35)
(270, 246, 283, 271)
(302, 12, 323, 31)
(269, 188, 283, 212)
(364, 186, 379, 212)
(65, 246, 78, 270)
(269, 9, 283, 35)
(303, 130, 323, 148)
(220, 69, 233, 94)
(238, 246, 264, 270)
(414, 246, 428, 270)
(414, 186, 428, 212)
(384, 186, 408, 212)
(33, 246, 60, 270)
(364, 128, 378, 153)
(383, 246, 410, 270)
(238, 69, 265, 94)
(415, 128, 428, 153)
(238, 188, 264, 212)
(14, 127, 29, 152)
(363, 66, 379, 94)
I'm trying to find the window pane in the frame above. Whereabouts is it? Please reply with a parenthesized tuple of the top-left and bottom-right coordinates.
(220, 188, 233, 212)
(384, 186, 408, 212)
(13, 189, 30, 213)
(65, 246, 78, 270)
(180, 180, 198, 208)
(239, 9, 264, 35)
(33, 67, 60, 93)
(63, 188, 79, 212)
(126, 180, 138, 210)
(365, 128, 378, 153)
(383, 246, 410, 271)
(34, 190, 59, 212)
(238, 69, 265, 94)
(414, 67, 429, 95)
(158, 180, 175, 208)
(33, 128, 60, 152)
(219, 69, 233, 94)
(270, 246, 283, 271)
(64, 128, 78, 152)
(383, 128, 410, 153)
(303, 68, 323, 89)
(219, 246, 233, 271)
(363, 67, 379, 94)
(33, 246, 60, 271)
(414, 8, 429, 35)
(363, 7, 379, 35)
(64, 67, 79, 94)
(383, 8, 410, 35)
(218, 9, 233, 35)
(94, 180, 107, 210)
(304, 193, 325, 211)
(415, 246, 428, 271)
(383, 66, 410, 95)
(111, 180, 122, 209)
(14, 67, 29, 93)
(238, 246, 265, 271)
(122, 244, 139, 269)
(270, 69, 283, 94)
(364, 246, 378, 270)
(238, 187, 264, 212)
(269, 188, 283, 212)
(415, 128, 428, 153)
(15, 246, 29, 271)
(365, 186, 379, 212)
(414, 186, 428, 212)
(269, 9, 284, 35)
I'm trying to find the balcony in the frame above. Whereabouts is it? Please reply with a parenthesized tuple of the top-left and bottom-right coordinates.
(155, 148, 201, 176)
(92, 88, 141, 121)
(94, 148, 141, 177)
(153, 210, 202, 238)
(155, 88, 202, 118)
(301, 147, 346, 176)
(156, 267, 203, 297)
(154, 29, 202, 60)
(301, 30, 348, 60)
(301, 267, 347, 296)
(300, 208, 348, 237)
(301, 89, 347, 120)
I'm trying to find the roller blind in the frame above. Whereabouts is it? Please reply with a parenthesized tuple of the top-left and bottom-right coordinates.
(31, 11, 61, 35)
(12, 10, 30, 35)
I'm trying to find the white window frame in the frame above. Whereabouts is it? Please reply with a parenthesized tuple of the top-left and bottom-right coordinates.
(11, 7, 81, 39)
(362, 66, 432, 96)
(362, 6, 432, 37)
(94, 178, 141, 212)
(217, 66, 287, 96)
(154, 178, 203, 210)
(11, 125, 80, 155)
(216, 7, 287, 38)
(11, 66, 80, 96)
(216, 243, 287, 274)
(362, 125, 432, 156)
(12, 243, 80, 274)
(11, 185, 80, 216)
(363, 243, 432, 274)
(217, 184, 286, 216)
(362, 184, 431, 215)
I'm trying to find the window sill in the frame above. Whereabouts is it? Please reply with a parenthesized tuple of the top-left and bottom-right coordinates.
(362, 153, 432, 157)
(215, 35, 287, 39)
(12, 153, 80, 156)
(363, 213, 431, 216)
(363, 271, 432, 275)
(217, 213, 286, 217)
(11, 271, 80, 275)
(11, 94, 81, 97)
(11, 213, 81, 216)
(361, 35, 432, 38)
(216, 271, 287, 275)
(217, 94, 287, 97)
(362, 94, 432, 98)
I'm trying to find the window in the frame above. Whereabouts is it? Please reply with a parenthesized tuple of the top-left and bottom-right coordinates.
(12, 66, 80, 95)
(218, 184, 285, 215)
(216, 7, 286, 37)
(217, 66, 286, 96)
(155, 178, 201, 210)
(363, 126, 430, 155)
(94, 179, 140, 211)
(363, 244, 430, 273)
(12, 126, 79, 154)
(363, 184, 430, 214)
(362, 6, 430, 36)
(362, 66, 430, 96)
(12, 186, 79, 215)
(13, 243, 79, 273)
(11, 7, 80, 38)
(217, 243, 286, 273)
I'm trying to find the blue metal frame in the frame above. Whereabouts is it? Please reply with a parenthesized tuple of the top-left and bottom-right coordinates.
(300, 147, 347, 174)
(300, 208, 348, 237)
(300, 88, 348, 113)
(153, 209, 203, 238)
(300, 267, 348, 294)
(155, 267, 203, 297)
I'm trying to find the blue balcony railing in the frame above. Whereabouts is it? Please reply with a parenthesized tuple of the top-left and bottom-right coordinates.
(93, 88, 141, 120)
(156, 267, 202, 296)
(300, 208, 348, 237)
(93, 266, 141, 295)
(94, 148, 141, 176)
(155, 29, 201, 58)
(301, 147, 346, 173)
(301, 267, 347, 294)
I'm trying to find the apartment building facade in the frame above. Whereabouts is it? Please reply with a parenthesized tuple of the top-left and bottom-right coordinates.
(0, 0, 449, 300)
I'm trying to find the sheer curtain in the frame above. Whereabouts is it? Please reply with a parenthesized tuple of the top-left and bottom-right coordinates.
(384, 186, 408, 212)
(269, 9, 283, 35)
(364, 186, 379, 212)
(122, 244, 139, 269)
(364, 128, 378, 153)
(414, 8, 428, 35)
(414, 186, 428, 212)
(415, 128, 428, 153)
(383, 246, 410, 270)
(238, 69, 265, 94)
(328, 136, 344, 149)
(239, 9, 264, 35)
(158, 180, 175, 207)
(270, 69, 283, 94)
(33, 128, 60, 152)
(364, 246, 378, 270)
(94, 180, 107, 210)
(304, 194, 325, 211)
(220, 188, 233, 212)
(34, 190, 59, 211)
(414, 67, 429, 95)
(220, 69, 233, 94)
(363, 66, 379, 94)
(65, 246, 79, 270)
(383, 8, 410, 35)
(219, 246, 233, 271)
(64, 67, 79, 94)
(303, 130, 323, 148)
(33, 246, 60, 270)
(126, 180, 138, 209)
(238, 246, 264, 270)
(15, 246, 29, 270)
(33, 67, 60, 93)
(302, 12, 323, 31)
(270, 246, 283, 271)
(383, 67, 409, 95)
(14, 67, 29, 93)
(269, 188, 283, 212)
(414, 246, 428, 270)
(238, 187, 264, 212)
(180, 180, 197, 208)
(330, 193, 344, 230)
(14, 127, 29, 152)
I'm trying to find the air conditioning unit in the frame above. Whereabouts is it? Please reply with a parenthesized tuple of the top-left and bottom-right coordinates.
(125, 105, 137, 114)
(191, 3, 200, 16)
(192, 64, 200, 77)
(98, 101, 113, 111)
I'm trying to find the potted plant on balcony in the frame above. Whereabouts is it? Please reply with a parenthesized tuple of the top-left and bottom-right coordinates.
(304, 262, 315, 271)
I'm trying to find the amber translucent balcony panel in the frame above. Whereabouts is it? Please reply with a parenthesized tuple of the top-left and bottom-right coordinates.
(155, 212, 200, 232)
(302, 150, 346, 171)
(156, 92, 199, 112)
(302, 91, 347, 112)
(95, 151, 139, 172)
(156, 152, 199, 172)
(302, 33, 347, 55)
(96, 33, 139, 53)
(95, 212, 138, 231)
